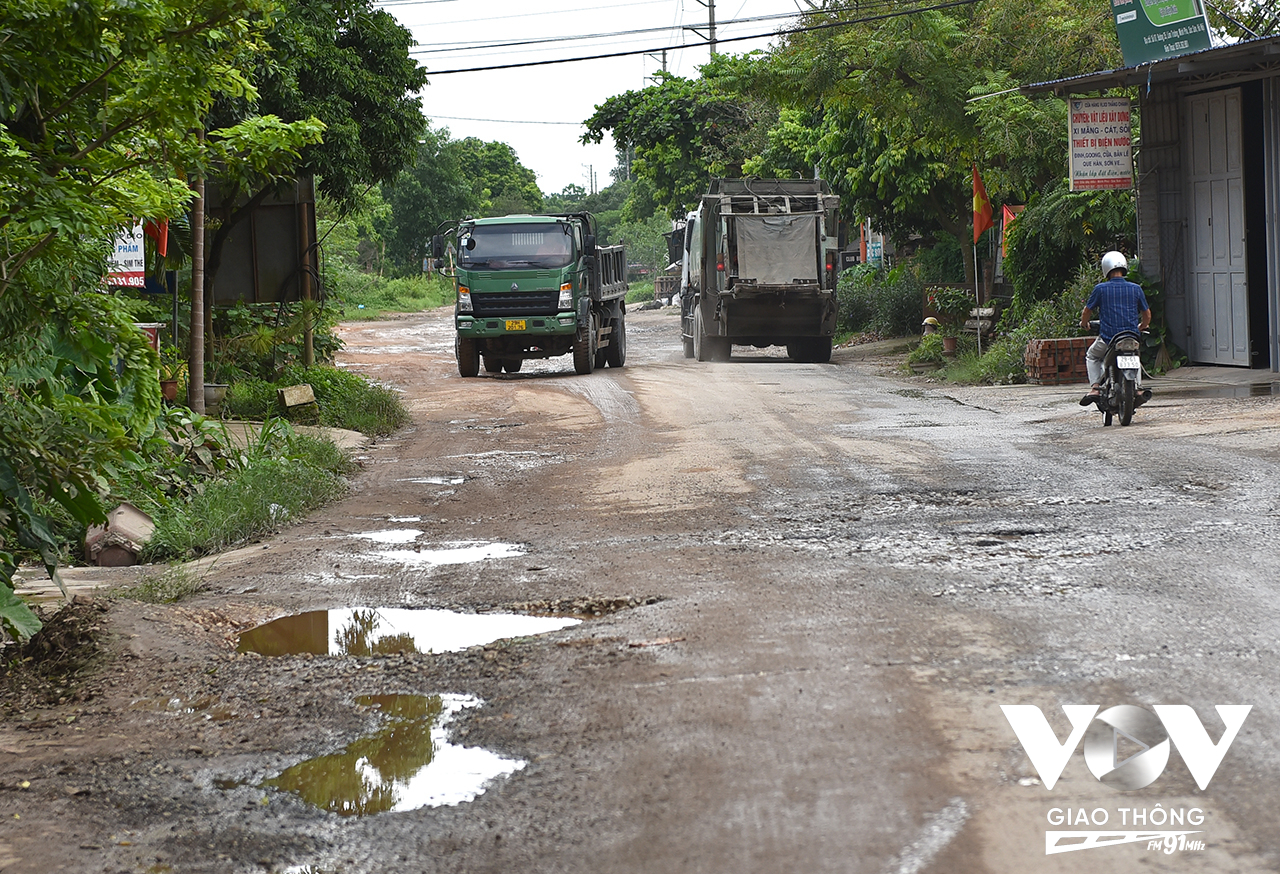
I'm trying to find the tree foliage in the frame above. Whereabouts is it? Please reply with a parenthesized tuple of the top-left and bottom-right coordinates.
(1002, 179, 1136, 305)
(582, 55, 777, 220)
(454, 138, 543, 217)
(203, 0, 428, 297)
(0, 0, 292, 639)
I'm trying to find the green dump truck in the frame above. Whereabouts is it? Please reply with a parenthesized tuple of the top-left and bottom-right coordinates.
(679, 178, 840, 362)
(432, 214, 627, 377)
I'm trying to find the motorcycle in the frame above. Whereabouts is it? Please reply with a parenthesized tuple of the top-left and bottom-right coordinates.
(1087, 320, 1151, 426)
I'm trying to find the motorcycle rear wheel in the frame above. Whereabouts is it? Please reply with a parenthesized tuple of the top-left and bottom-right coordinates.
(1119, 379, 1135, 426)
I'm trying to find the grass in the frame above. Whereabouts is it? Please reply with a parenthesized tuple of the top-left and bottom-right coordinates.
(334, 273, 454, 319)
(222, 365, 410, 437)
(144, 447, 351, 561)
(625, 281, 656, 304)
(113, 566, 205, 604)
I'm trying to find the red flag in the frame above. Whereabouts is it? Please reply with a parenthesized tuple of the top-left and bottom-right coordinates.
(144, 219, 169, 258)
(972, 165, 993, 244)
(1000, 204, 1024, 257)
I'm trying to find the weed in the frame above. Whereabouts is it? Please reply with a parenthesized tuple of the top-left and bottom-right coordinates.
(115, 566, 205, 604)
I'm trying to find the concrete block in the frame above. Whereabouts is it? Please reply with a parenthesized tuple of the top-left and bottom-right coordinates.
(278, 384, 316, 408)
(84, 502, 155, 567)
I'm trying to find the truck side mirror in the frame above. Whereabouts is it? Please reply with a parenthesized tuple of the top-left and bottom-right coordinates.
(430, 235, 444, 259)
(584, 234, 596, 256)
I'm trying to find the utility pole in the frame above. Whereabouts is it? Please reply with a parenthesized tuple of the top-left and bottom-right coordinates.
(644, 48, 668, 85)
(684, 0, 717, 58)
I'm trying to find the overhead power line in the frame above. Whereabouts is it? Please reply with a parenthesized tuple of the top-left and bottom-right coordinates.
(421, 0, 979, 75)
(408, 7, 823, 56)
(430, 114, 585, 125)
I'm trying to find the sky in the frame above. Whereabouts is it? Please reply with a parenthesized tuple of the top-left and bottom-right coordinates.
(375, 0, 811, 196)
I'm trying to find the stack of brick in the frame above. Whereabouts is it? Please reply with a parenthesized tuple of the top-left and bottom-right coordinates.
(1024, 337, 1091, 385)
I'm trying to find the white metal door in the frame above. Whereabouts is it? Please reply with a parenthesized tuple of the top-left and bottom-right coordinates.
(1186, 89, 1250, 365)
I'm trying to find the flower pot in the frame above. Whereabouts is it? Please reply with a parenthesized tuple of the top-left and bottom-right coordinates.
(942, 336, 958, 357)
(203, 383, 228, 417)
(160, 378, 179, 403)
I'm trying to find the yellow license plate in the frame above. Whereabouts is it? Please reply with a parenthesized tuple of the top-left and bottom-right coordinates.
(505, 319, 526, 331)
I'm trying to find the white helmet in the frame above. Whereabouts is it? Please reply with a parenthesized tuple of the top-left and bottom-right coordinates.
(1101, 251, 1128, 277)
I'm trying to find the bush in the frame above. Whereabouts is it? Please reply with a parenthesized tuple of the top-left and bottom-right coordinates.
(837, 264, 923, 337)
(144, 453, 349, 560)
(625, 281, 656, 304)
(972, 275, 1090, 384)
(221, 365, 409, 437)
(1004, 179, 1135, 305)
(907, 333, 946, 366)
(331, 273, 454, 319)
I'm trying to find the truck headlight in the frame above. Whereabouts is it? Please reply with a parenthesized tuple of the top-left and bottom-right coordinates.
(457, 286, 473, 312)
(558, 282, 573, 310)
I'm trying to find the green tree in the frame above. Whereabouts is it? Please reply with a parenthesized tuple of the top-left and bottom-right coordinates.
(582, 55, 776, 220)
(0, 0, 282, 638)
(766, 0, 1120, 269)
(203, 0, 428, 301)
(612, 212, 674, 275)
(378, 128, 478, 273)
(454, 138, 543, 217)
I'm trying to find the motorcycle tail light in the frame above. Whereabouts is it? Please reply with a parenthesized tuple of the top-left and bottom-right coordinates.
(1117, 337, 1140, 353)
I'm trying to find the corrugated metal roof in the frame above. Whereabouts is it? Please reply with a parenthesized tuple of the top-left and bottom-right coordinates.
(1022, 35, 1280, 96)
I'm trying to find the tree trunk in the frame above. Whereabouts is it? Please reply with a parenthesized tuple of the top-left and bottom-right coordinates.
(188, 131, 205, 415)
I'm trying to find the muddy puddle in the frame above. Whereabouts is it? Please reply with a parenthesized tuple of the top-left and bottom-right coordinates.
(262, 693, 523, 815)
(237, 606, 579, 657)
(1153, 381, 1280, 399)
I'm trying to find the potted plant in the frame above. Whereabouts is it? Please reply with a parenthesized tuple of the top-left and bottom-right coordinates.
(906, 333, 947, 372)
(926, 286, 974, 355)
(158, 345, 186, 403)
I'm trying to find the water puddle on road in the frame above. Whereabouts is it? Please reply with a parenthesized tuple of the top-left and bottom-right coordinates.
(1153, 381, 1280, 399)
(262, 693, 523, 815)
(237, 607, 579, 657)
(401, 475, 466, 485)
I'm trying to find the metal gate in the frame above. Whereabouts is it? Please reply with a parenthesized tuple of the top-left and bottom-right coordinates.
(1185, 88, 1250, 365)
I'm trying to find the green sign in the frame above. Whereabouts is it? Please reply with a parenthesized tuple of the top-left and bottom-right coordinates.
(1112, 0, 1211, 66)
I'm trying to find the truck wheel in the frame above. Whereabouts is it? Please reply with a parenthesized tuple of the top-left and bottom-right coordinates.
(694, 307, 710, 362)
(606, 314, 626, 367)
(811, 337, 833, 363)
(483, 355, 502, 373)
(786, 342, 805, 362)
(456, 336, 480, 378)
(502, 358, 522, 373)
(573, 313, 597, 374)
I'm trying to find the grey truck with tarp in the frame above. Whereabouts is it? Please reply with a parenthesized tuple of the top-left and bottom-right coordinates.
(679, 178, 840, 362)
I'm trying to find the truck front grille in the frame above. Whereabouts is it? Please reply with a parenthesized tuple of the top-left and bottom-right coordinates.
(471, 290, 559, 317)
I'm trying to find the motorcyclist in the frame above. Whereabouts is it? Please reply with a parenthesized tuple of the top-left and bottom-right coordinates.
(1079, 251, 1151, 406)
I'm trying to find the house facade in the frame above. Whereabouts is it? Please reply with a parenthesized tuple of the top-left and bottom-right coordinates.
(1026, 37, 1280, 370)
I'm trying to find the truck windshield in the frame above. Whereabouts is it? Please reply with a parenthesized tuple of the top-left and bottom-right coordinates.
(458, 223, 573, 269)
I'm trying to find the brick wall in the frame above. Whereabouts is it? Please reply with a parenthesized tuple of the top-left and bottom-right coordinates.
(1024, 337, 1091, 385)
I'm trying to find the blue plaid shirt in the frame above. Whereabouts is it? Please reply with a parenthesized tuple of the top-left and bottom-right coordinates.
(1086, 278, 1149, 342)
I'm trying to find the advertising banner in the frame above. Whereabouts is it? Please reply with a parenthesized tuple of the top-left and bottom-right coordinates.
(108, 223, 146, 288)
(1070, 97, 1133, 191)
(1112, 0, 1211, 66)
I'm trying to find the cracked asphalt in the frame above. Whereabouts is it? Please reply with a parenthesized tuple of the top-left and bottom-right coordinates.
(2, 305, 1279, 873)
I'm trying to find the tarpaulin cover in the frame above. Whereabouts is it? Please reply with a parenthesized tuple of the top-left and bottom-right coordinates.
(734, 215, 818, 285)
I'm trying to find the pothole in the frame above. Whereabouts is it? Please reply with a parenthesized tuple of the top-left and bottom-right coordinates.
(400, 475, 466, 486)
(236, 607, 579, 657)
(261, 693, 523, 815)
(505, 595, 666, 617)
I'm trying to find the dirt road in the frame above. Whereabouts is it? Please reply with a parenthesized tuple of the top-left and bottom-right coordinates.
(3, 306, 1280, 873)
